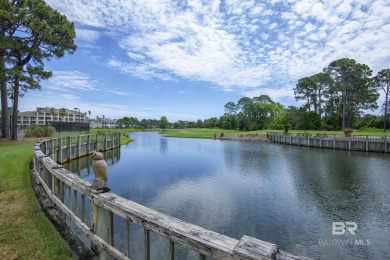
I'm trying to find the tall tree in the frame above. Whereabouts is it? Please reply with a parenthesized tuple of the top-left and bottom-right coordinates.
(325, 58, 378, 129)
(0, 0, 14, 138)
(312, 72, 332, 118)
(224, 101, 237, 116)
(373, 68, 390, 131)
(2, 0, 76, 139)
(294, 76, 316, 112)
(237, 97, 254, 130)
(159, 116, 169, 131)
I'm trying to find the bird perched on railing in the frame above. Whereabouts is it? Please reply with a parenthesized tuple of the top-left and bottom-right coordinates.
(91, 151, 108, 188)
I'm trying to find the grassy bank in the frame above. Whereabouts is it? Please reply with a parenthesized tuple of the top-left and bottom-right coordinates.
(162, 128, 251, 138)
(0, 140, 73, 260)
(120, 134, 133, 145)
(161, 128, 390, 139)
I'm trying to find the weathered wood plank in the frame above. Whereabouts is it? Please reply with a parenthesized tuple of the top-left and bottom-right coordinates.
(233, 235, 278, 260)
(91, 201, 114, 259)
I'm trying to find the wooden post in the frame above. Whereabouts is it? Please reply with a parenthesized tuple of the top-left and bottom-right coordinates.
(41, 164, 48, 187)
(50, 139, 54, 160)
(366, 135, 369, 152)
(87, 134, 91, 153)
(60, 180, 66, 220)
(333, 135, 336, 149)
(81, 194, 86, 223)
(199, 253, 206, 260)
(74, 189, 78, 217)
(108, 211, 114, 246)
(58, 138, 63, 164)
(52, 174, 56, 195)
(144, 228, 150, 260)
(104, 134, 107, 151)
(47, 167, 52, 191)
(77, 136, 81, 158)
(91, 201, 114, 260)
(124, 219, 130, 257)
(42, 141, 47, 155)
(385, 135, 388, 153)
(67, 185, 71, 211)
(348, 135, 352, 150)
(169, 240, 174, 260)
(67, 136, 71, 161)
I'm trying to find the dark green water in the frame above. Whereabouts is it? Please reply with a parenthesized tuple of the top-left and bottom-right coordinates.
(65, 132, 390, 259)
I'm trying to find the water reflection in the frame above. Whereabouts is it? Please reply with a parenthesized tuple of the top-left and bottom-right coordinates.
(67, 132, 390, 260)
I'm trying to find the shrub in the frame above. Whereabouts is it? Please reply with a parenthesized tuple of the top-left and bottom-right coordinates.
(344, 127, 354, 137)
(25, 125, 55, 137)
(283, 124, 291, 134)
(97, 129, 115, 136)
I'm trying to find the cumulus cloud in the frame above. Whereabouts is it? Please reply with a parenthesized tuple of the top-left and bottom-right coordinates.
(45, 0, 390, 96)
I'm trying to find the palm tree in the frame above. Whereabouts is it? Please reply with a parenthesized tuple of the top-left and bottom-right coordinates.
(49, 107, 56, 121)
(59, 108, 68, 121)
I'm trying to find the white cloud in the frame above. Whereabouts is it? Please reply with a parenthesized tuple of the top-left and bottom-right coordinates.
(243, 86, 295, 103)
(45, 0, 390, 96)
(76, 28, 100, 43)
(45, 71, 98, 92)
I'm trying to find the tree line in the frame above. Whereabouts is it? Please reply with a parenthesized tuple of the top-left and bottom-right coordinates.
(293, 58, 389, 131)
(1, 0, 76, 140)
(212, 58, 389, 132)
(118, 58, 388, 133)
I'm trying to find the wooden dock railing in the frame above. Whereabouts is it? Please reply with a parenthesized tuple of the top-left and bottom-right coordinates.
(267, 132, 389, 153)
(32, 134, 311, 260)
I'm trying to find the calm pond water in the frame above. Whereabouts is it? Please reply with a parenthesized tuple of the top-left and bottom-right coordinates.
(65, 132, 390, 259)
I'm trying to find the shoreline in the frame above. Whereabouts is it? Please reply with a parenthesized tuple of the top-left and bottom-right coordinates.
(218, 133, 268, 141)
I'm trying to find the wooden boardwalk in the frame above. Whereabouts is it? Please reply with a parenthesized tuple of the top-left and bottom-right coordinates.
(32, 133, 313, 260)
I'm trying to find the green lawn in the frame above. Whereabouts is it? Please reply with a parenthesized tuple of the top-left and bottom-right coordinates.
(0, 132, 133, 259)
(0, 140, 73, 260)
(161, 128, 390, 139)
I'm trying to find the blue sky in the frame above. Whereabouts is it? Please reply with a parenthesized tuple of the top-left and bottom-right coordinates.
(19, 0, 390, 121)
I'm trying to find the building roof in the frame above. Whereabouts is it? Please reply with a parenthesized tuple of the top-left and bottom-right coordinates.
(18, 111, 36, 117)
